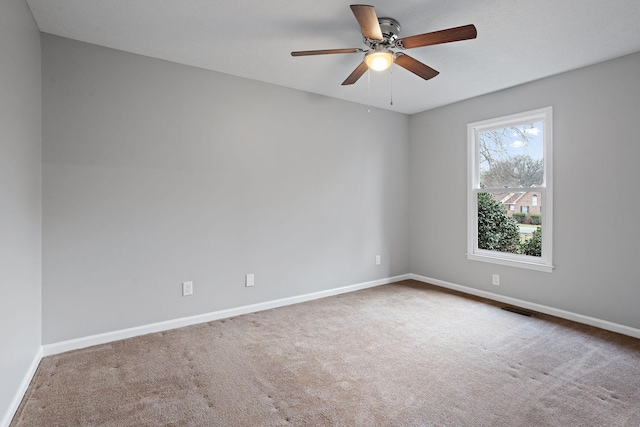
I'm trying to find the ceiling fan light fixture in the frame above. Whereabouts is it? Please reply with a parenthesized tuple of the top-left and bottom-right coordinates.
(365, 49, 394, 71)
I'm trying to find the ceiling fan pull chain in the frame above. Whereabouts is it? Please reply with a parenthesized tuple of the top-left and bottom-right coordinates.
(390, 66, 394, 106)
(367, 69, 371, 113)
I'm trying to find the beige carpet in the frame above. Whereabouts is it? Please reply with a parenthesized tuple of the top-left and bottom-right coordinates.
(11, 280, 640, 426)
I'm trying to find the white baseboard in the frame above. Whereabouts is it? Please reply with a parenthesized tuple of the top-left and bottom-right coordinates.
(42, 274, 411, 357)
(410, 274, 640, 339)
(1, 347, 43, 427)
(40, 272, 640, 355)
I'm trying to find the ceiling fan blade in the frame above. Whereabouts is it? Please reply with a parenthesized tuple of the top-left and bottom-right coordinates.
(350, 4, 383, 41)
(396, 24, 477, 49)
(394, 53, 439, 81)
(342, 61, 369, 85)
(291, 48, 363, 56)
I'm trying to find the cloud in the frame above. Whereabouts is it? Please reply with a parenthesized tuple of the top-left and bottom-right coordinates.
(512, 127, 540, 137)
(511, 140, 527, 148)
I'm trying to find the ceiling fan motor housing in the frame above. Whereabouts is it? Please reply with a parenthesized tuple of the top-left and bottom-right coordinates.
(378, 18, 400, 42)
(365, 17, 400, 48)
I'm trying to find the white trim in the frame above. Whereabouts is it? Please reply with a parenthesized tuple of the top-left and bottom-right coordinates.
(541, 108, 553, 264)
(410, 274, 640, 339)
(42, 274, 410, 356)
(1, 347, 43, 427)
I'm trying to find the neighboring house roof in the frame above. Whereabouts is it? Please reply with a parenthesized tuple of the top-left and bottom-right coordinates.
(499, 192, 526, 205)
(492, 185, 539, 206)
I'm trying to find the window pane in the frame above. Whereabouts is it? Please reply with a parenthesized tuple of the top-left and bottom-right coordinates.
(477, 192, 542, 257)
(479, 121, 544, 188)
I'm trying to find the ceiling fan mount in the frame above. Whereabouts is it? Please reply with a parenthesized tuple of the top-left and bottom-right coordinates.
(291, 4, 477, 86)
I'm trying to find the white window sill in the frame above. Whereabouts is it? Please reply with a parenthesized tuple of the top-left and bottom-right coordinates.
(467, 253, 554, 273)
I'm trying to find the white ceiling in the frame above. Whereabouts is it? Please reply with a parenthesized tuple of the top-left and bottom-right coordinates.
(26, 0, 640, 114)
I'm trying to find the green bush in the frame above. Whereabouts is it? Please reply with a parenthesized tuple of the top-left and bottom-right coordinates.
(512, 212, 526, 223)
(477, 192, 520, 253)
(530, 213, 541, 225)
(521, 228, 542, 257)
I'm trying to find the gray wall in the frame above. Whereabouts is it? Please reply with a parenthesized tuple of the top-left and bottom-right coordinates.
(41, 34, 410, 344)
(0, 0, 42, 420)
(410, 52, 640, 329)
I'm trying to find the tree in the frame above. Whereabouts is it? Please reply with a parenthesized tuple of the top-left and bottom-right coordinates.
(479, 127, 534, 169)
(481, 154, 543, 188)
(477, 192, 520, 253)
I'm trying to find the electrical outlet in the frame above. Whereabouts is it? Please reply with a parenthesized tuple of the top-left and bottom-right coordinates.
(245, 274, 254, 287)
(492, 274, 500, 286)
(182, 281, 193, 296)
(375, 255, 381, 265)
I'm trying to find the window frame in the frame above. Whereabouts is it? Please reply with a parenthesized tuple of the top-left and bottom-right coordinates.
(467, 107, 553, 272)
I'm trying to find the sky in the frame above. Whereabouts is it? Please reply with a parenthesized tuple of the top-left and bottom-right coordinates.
(500, 121, 544, 159)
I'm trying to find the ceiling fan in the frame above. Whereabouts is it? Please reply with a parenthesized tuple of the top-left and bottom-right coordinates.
(291, 4, 477, 85)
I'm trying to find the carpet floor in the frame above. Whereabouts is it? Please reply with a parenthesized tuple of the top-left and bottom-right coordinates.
(11, 280, 640, 426)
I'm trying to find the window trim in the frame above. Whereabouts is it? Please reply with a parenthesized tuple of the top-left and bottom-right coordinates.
(467, 107, 553, 273)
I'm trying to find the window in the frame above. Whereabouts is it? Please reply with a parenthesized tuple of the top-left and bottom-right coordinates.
(467, 107, 553, 272)
(509, 204, 515, 211)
